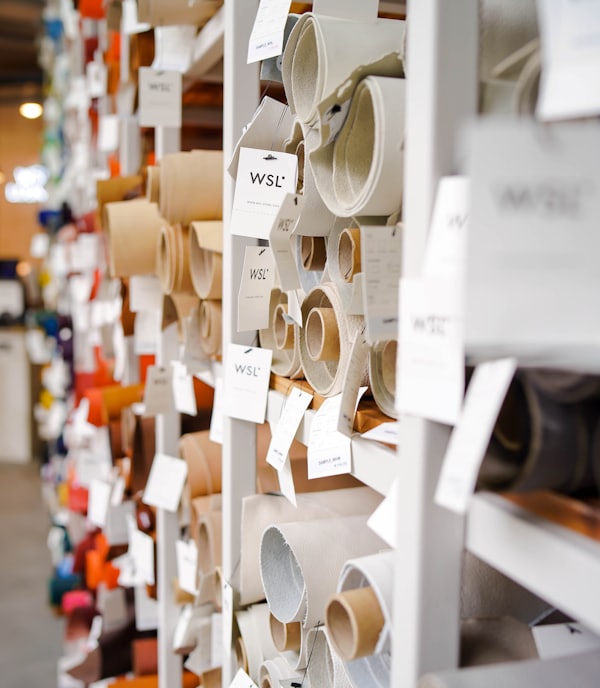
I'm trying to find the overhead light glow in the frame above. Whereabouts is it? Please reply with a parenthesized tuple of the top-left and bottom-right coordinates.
(19, 102, 43, 120)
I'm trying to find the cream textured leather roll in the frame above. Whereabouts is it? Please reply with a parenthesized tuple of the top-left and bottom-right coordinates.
(306, 626, 353, 688)
(309, 76, 406, 218)
(281, 13, 405, 126)
(325, 550, 394, 688)
(417, 650, 600, 688)
(156, 223, 194, 295)
(189, 494, 222, 546)
(189, 221, 223, 300)
(235, 603, 280, 684)
(240, 487, 382, 606)
(258, 288, 303, 378)
(259, 656, 303, 688)
(179, 430, 222, 502)
(260, 515, 387, 629)
(162, 292, 199, 343)
(196, 299, 222, 357)
(158, 150, 223, 225)
(137, 0, 222, 27)
(104, 199, 162, 278)
(478, 373, 596, 494)
(325, 219, 367, 314)
(299, 282, 367, 397)
(368, 340, 397, 419)
(195, 509, 222, 575)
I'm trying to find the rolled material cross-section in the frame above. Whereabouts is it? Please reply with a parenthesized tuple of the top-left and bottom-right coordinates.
(299, 282, 367, 397)
(196, 299, 222, 357)
(368, 340, 398, 419)
(306, 625, 353, 688)
(178, 430, 222, 501)
(258, 656, 303, 688)
(196, 510, 222, 576)
(189, 221, 223, 300)
(281, 13, 405, 126)
(156, 223, 194, 295)
(235, 603, 280, 684)
(259, 288, 302, 378)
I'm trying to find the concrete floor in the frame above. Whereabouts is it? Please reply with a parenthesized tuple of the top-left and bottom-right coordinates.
(0, 462, 63, 687)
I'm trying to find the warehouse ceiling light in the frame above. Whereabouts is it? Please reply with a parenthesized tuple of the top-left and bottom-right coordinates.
(19, 102, 43, 119)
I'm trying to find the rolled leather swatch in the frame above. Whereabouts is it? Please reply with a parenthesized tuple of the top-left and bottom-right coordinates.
(258, 656, 303, 688)
(281, 12, 405, 126)
(196, 299, 222, 357)
(104, 199, 162, 278)
(130, 414, 156, 496)
(299, 282, 367, 397)
(260, 515, 387, 629)
(259, 287, 303, 378)
(368, 340, 398, 420)
(309, 75, 406, 218)
(240, 487, 382, 606)
(179, 430, 222, 501)
(161, 292, 199, 343)
(235, 603, 280, 684)
(306, 625, 353, 688)
(156, 222, 194, 295)
(478, 372, 596, 494)
(137, 0, 221, 27)
(97, 174, 143, 215)
(145, 166, 160, 204)
(189, 220, 223, 300)
(195, 509, 222, 575)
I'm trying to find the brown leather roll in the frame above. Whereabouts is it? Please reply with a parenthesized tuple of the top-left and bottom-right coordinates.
(131, 415, 156, 497)
(178, 430, 222, 501)
(132, 637, 158, 676)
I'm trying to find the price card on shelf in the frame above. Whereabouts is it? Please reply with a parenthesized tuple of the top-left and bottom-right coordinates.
(396, 278, 464, 426)
(138, 67, 182, 128)
(537, 0, 600, 120)
(238, 246, 276, 331)
(361, 224, 403, 344)
(434, 357, 517, 514)
(223, 344, 272, 424)
(247, 0, 292, 63)
(230, 147, 298, 239)
(87, 479, 113, 528)
(143, 365, 175, 415)
(307, 394, 352, 479)
(142, 453, 188, 513)
(269, 193, 303, 291)
(176, 539, 199, 595)
(230, 669, 258, 688)
(267, 387, 313, 470)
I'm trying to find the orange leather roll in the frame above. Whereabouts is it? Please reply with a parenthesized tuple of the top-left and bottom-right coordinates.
(102, 383, 145, 423)
(178, 430, 222, 500)
(85, 549, 104, 591)
(132, 637, 158, 676)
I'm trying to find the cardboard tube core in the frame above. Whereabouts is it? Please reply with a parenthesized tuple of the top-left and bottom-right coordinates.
(273, 303, 294, 351)
(326, 586, 385, 661)
(381, 339, 397, 396)
(235, 636, 248, 673)
(338, 227, 361, 282)
(301, 235, 327, 271)
(306, 307, 340, 362)
(200, 300, 212, 338)
(269, 612, 302, 652)
(212, 567, 223, 610)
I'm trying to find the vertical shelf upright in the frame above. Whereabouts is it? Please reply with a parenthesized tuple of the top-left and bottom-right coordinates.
(391, 0, 478, 685)
(221, 1, 260, 685)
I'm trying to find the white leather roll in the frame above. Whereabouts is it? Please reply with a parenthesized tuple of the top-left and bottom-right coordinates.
(235, 603, 280, 684)
(258, 288, 303, 379)
(240, 487, 382, 606)
(281, 13, 405, 126)
(368, 340, 397, 420)
(299, 282, 367, 397)
(306, 625, 353, 688)
(259, 656, 303, 688)
(260, 515, 387, 629)
(309, 76, 406, 218)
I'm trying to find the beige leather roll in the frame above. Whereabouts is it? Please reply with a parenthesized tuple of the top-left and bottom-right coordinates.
(189, 221, 223, 300)
(258, 288, 303, 379)
(368, 340, 398, 419)
(196, 299, 222, 357)
(104, 199, 162, 278)
(162, 292, 199, 343)
(156, 223, 194, 295)
(235, 603, 280, 684)
(195, 509, 222, 576)
(179, 430, 222, 502)
(97, 175, 142, 214)
(299, 282, 367, 397)
(145, 166, 160, 204)
(137, 0, 222, 27)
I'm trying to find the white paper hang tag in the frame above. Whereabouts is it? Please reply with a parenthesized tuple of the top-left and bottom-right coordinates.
(367, 478, 398, 548)
(308, 394, 353, 479)
(176, 539, 199, 595)
(105, 500, 136, 546)
(210, 613, 224, 668)
(87, 59, 107, 98)
(138, 67, 182, 128)
(222, 580, 234, 649)
(230, 669, 259, 688)
(337, 328, 370, 436)
(423, 176, 469, 281)
(98, 114, 120, 152)
(111, 476, 126, 507)
(361, 224, 403, 344)
(361, 421, 401, 446)
(134, 310, 160, 355)
(434, 357, 518, 514)
(134, 583, 159, 631)
(143, 365, 175, 415)
(171, 361, 198, 416)
(269, 193, 303, 291)
(277, 456, 297, 507)
(532, 622, 600, 659)
(230, 147, 298, 239)
(465, 121, 600, 370)
(223, 344, 273, 424)
(143, 453, 188, 512)
(152, 25, 196, 73)
(129, 527, 156, 586)
(183, 306, 212, 375)
(30, 233, 49, 258)
(129, 276, 163, 313)
(238, 246, 277, 331)
(537, 0, 600, 121)
(209, 375, 225, 444)
(396, 278, 464, 426)
(267, 386, 313, 470)
(247, 0, 293, 63)
(87, 479, 112, 528)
